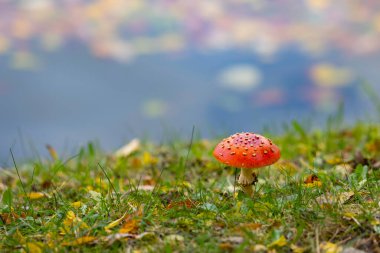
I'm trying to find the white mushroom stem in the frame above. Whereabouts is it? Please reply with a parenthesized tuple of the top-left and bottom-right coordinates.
(238, 168, 257, 196)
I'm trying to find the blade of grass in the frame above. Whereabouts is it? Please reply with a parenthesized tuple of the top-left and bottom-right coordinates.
(10, 148, 33, 216)
(98, 163, 121, 208)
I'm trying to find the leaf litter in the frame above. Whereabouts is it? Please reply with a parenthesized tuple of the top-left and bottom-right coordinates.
(0, 123, 379, 252)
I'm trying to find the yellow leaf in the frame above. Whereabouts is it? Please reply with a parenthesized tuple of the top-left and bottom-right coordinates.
(320, 242, 342, 253)
(180, 181, 192, 189)
(60, 211, 89, 235)
(238, 223, 262, 230)
(27, 192, 45, 200)
(142, 152, 158, 165)
(343, 212, 361, 226)
(46, 144, 59, 161)
(291, 244, 306, 253)
(104, 211, 129, 233)
(45, 232, 55, 249)
(71, 201, 82, 209)
(14, 229, 26, 244)
(268, 235, 287, 248)
(304, 181, 322, 188)
(62, 236, 96, 246)
(23, 242, 43, 253)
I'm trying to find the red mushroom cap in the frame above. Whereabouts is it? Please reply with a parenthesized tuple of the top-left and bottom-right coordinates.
(213, 132, 281, 168)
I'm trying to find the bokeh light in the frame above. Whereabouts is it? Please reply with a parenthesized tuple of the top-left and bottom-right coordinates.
(1, 0, 380, 161)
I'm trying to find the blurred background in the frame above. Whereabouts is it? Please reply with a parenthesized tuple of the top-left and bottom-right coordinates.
(1, 0, 380, 163)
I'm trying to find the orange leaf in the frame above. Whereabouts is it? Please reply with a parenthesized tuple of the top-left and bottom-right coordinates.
(0, 212, 26, 224)
(239, 223, 262, 230)
(304, 174, 319, 184)
(119, 219, 140, 234)
(167, 199, 197, 209)
(304, 174, 322, 187)
(219, 243, 234, 251)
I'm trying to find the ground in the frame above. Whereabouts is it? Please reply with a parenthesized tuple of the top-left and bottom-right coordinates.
(0, 122, 379, 252)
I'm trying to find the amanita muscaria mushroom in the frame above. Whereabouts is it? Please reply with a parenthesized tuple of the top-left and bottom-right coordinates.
(213, 132, 281, 196)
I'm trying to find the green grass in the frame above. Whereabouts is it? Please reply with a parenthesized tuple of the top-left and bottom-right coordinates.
(1, 122, 380, 252)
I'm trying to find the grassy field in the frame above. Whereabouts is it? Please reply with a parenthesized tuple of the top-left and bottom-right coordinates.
(0, 122, 379, 252)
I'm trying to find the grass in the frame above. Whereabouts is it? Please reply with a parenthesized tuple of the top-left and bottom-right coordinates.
(0, 122, 380, 252)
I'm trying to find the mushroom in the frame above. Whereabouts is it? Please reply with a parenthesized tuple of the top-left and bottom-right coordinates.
(213, 132, 281, 196)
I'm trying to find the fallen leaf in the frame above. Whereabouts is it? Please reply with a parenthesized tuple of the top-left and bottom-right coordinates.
(164, 234, 184, 245)
(316, 191, 354, 206)
(219, 242, 234, 251)
(119, 219, 140, 234)
(220, 236, 244, 244)
(268, 235, 287, 248)
(141, 175, 156, 185)
(324, 154, 344, 165)
(334, 164, 354, 177)
(60, 211, 89, 235)
(343, 212, 361, 226)
(23, 242, 43, 253)
(291, 244, 306, 253)
(342, 247, 367, 253)
(27, 192, 45, 200)
(88, 190, 101, 202)
(71, 201, 82, 209)
(62, 236, 96, 246)
(114, 139, 140, 157)
(304, 181, 322, 188)
(252, 244, 267, 252)
(142, 152, 158, 166)
(13, 229, 26, 244)
(239, 223, 262, 230)
(304, 174, 322, 188)
(320, 242, 342, 253)
(137, 185, 155, 191)
(46, 144, 58, 161)
(104, 211, 129, 233)
(0, 212, 26, 224)
(105, 207, 143, 233)
(167, 199, 197, 209)
(102, 232, 155, 244)
(304, 174, 319, 184)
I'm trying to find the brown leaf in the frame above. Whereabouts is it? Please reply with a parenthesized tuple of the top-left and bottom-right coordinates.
(61, 236, 96, 246)
(238, 223, 262, 230)
(219, 243, 234, 251)
(102, 232, 156, 245)
(0, 212, 26, 224)
(167, 199, 197, 209)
